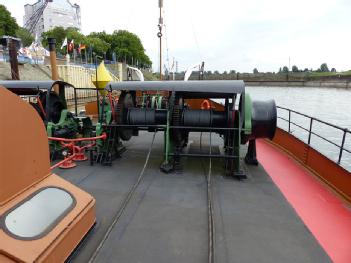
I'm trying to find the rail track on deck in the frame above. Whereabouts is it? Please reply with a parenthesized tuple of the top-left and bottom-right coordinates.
(205, 131, 215, 263)
(85, 131, 217, 263)
(88, 131, 157, 262)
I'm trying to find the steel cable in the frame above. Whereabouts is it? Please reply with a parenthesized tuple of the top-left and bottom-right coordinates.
(88, 131, 157, 263)
(200, 132, 215, 263)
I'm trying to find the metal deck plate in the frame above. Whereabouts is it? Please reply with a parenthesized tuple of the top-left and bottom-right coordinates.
(57, 132, 330, 263)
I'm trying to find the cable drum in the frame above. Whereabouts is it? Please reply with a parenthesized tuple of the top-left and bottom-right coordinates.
(182, 110, 226, 129)
(127, 108, 167, 126)
(128, 108, 156, 125)
(116, 92, 135, 141)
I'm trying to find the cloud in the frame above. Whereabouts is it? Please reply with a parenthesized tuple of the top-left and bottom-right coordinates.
(1, 0, 350, 72)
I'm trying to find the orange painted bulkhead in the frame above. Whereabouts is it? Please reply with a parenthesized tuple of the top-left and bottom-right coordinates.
(0, 87, 96, 262)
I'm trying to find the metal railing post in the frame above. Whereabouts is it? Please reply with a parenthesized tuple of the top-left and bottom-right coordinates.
(338, 130, 347, 164)
(288, 110, 291, 133)
(74, 88, 78, 116)
(307, 118, 313, 145)
(276, 106, 350, 170)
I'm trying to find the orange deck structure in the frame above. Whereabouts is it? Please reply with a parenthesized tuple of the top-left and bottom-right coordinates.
(0, 88, 96, 262)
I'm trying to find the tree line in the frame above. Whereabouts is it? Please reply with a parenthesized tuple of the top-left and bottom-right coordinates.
(42, 27, 152, 68)
(277, 63, 335, 74)
(251, 63, 336, 74)
(0, 4, 34, 46)
(179, 63, 337, 76)
(0, 4, 152, 68)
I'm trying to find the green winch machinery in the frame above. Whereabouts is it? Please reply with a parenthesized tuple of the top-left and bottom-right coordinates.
(0, 80, 277, 178)
(95, 80, 277, 178)
(0, 80, 94, 158)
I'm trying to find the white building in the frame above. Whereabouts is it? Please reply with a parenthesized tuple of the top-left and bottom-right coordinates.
(24, 0, 81, 37)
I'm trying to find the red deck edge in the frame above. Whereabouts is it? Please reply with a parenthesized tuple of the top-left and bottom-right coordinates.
(256, 139, 351, 263)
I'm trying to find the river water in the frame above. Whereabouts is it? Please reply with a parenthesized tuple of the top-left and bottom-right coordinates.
(246, 86, 351, 171)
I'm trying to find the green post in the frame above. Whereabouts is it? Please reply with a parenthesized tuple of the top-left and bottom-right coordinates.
(165, 109, 170, 163)
(234, 113, 240, 172)
(160, 106, 174, 173)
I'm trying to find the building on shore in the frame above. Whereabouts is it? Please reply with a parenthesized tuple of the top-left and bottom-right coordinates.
(24, 0, 81, 37)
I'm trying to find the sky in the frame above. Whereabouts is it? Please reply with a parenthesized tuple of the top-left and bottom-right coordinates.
(1, 0, 351, 72)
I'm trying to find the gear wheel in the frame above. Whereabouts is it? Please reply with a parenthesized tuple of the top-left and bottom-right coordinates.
(115, 92, 135, 141)
(171, 98, 188, 147)
(172, 104, 182, 145)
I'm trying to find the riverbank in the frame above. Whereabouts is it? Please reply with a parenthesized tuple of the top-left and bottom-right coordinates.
(172, 71, 351, 88)
(1, 61, 350, 88)
(245, 80, 351, 88)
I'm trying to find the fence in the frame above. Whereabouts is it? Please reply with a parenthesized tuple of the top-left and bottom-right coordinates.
(276, 106, 351, 171)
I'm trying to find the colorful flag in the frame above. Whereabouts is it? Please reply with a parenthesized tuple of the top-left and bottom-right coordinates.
(68, 39, 74, 52)
(61, 37, 67, 49)
(78, 43, 86, 54)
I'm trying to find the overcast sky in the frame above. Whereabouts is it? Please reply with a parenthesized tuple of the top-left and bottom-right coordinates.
(2, 0, 351, 72)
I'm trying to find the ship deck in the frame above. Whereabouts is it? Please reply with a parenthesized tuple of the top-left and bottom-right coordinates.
(57, 132, 330, 263)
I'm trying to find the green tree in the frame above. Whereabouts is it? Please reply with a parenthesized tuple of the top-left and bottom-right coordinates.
(88, 31, 111, 49)
(15, 27, 34, 46)
(42, 26, 67, 51)
(331, 68, 336, 73)
(66, 27, 86, 46)
(0, 4, 19, 36)
(282, 66, 289, 73)
(89, 30, 152, 67)
(253, 68, 258, 74)
(320, 63, 329, 72)
(292, 65, 299, 72)
(85, 36, 110, 56)
(41, 26, 152, 67)
(42, 27, 88, 53)
(111, 30, 151, 67)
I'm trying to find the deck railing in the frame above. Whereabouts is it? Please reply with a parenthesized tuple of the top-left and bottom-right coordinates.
(276, 106, 350, 169)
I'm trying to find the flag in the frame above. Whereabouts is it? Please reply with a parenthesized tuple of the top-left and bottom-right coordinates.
(61, 37, 67, 49)
(68, 39, 74, 52)
(78, 43, 86, 54)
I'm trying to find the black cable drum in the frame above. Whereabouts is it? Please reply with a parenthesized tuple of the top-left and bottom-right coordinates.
(127, 108, 167, 125)
(251, 100, 277, 140)
(182, 109, 226, 128)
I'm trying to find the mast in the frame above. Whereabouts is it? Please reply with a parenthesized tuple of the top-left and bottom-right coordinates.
(158, 0, 163, 80)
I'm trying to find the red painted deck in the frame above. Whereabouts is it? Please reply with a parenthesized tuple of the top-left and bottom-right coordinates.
(257, 139, 351, 263)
